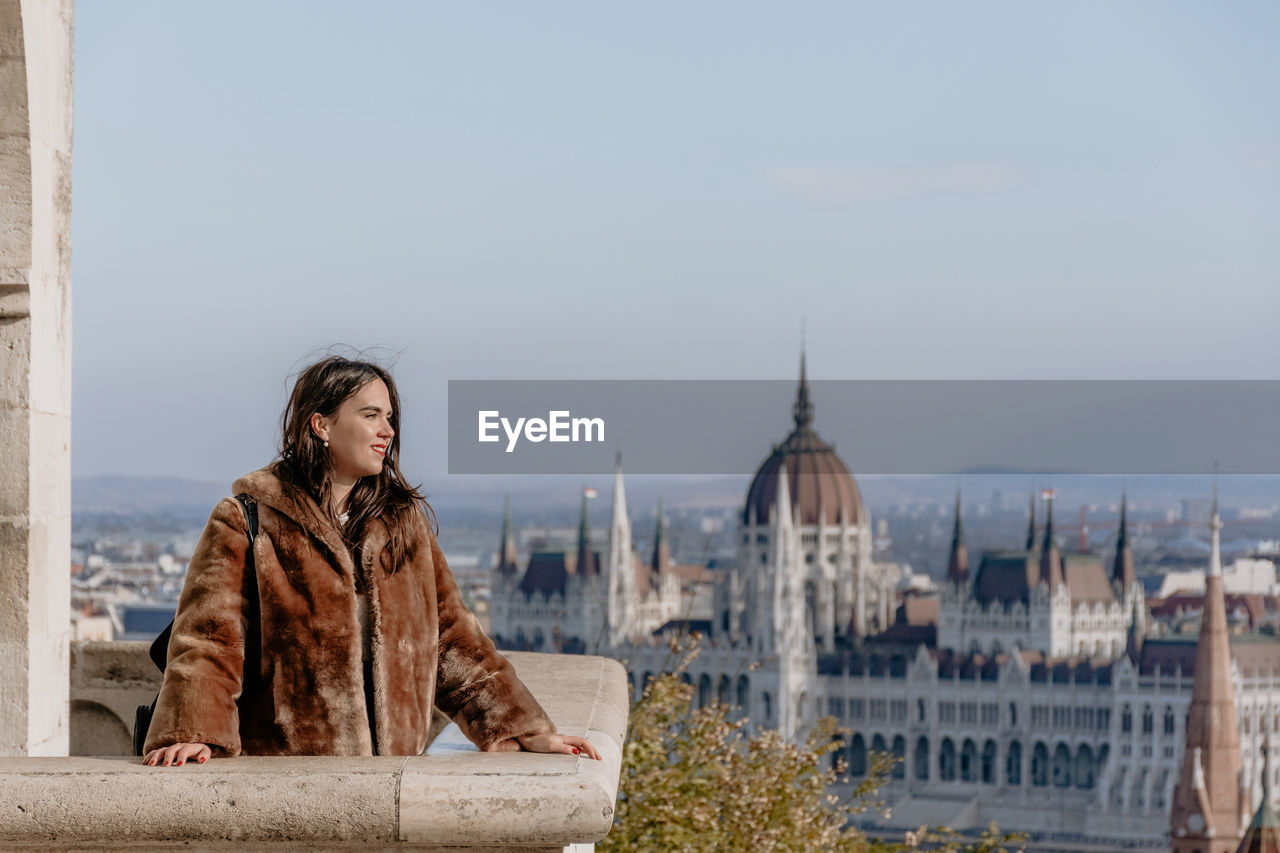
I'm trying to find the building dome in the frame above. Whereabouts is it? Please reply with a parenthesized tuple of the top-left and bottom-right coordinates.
(742, 356, 865, 528)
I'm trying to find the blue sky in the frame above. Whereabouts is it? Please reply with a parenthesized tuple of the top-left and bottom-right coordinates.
(71, 2, 1280, 480)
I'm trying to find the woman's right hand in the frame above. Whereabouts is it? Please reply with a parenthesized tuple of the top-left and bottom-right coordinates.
(143, 742, 212, 766)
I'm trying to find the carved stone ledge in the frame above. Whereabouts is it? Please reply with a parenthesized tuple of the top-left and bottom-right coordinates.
(5, 652, 627, 852)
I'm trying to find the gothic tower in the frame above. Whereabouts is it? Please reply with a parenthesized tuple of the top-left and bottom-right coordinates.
(605, 453, 637, 647)
(947, 490, 969, 586)
(726, 352, 876, 652)
(1171, 493, 1245, 852)
(1113, 491, 1136, 590)
(1040, 492, 1064, 591)
(495, 495, 519, 579)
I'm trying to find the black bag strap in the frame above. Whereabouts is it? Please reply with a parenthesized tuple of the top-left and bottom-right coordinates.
(147, 494, 258, 673)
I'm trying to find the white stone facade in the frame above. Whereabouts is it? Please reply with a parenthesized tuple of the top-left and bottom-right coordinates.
(937, 577, 1141, 659)
(718, 500, 884, 655)
(490, 462, 684, 656)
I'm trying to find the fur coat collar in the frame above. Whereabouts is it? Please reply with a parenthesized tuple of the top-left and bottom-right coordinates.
(145, 467, 554, 757)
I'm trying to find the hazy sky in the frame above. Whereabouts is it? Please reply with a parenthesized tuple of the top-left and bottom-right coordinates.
(71, 2, 1280, 482)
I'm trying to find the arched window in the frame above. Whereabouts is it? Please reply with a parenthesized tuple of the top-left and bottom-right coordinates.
(1031, 743, 1049, 787)
(804, 580, 818, 634)
(1142, 705, 1153, 735)
(871, 733, 887, 756)
(1006, 741, 1022, 786)
(1164, 706, 1175, 736)
(915, 736, 930, 781)
(534, 627, 544, 649)
(918, 699, 927, 722)
(1009, 702, 1017, 727)
(762, 692, 772, 721)
(1109, 767, 1126, 808)
(516, 627, 527, 648)
(717, 675, 731, 705)
(981, 740, 997, 785)
(1131, 767, 1148, 808)
(698, 674, 712, 708)
(961, 739, 978, 783)
(940, 738, 957, 782)
(831, 734, 845, 772)
(1053, 743, 1073, 788)
(1121, 705, 1132, 733)
(892, 736, 906, 780)
(849, 734, 867, 776)
(1153, 769, 1169, 808)
(736, 675, 749, 712)
(642, 671, 654, 689)
(1075, 745, 1095, 789)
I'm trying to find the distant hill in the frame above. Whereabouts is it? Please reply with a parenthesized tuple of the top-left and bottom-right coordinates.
(73, 472, 1280, 519)
(73, 476, 230, 515)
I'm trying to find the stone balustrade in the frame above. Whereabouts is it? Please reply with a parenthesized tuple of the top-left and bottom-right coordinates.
(1, 645, 627, 851)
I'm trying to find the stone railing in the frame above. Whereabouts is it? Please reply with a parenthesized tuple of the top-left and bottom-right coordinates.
(2, 644, 627, 851)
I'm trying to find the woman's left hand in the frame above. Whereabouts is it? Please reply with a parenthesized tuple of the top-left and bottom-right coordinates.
(517, 732, 602, 759)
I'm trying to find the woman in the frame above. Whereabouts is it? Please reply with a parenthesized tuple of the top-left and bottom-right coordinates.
(144, 356, 599, 765)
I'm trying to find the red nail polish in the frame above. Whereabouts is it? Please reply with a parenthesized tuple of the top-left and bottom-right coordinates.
(572, 748, 580, 754)
(198, 756, 206, 764)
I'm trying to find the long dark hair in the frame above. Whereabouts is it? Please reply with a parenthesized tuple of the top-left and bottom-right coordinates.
(272, 355, 435, 571)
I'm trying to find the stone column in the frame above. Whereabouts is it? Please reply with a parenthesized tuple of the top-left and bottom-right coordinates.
(0, 0, 74, 756)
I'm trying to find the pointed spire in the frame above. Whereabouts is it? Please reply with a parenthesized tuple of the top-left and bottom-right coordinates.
(610, 451, 627, 527)
(1126, 595, 1145, 662)
(793, 349, 813, 430)
(1170, 487, 1244, 850)
(605, 452, 636, 646)
(775, 461, 793, 528)
(496, 495, 519, 576)
(947, 489, 969, 585)
(651, 496, 671, 573)
(1040, 491, 1064, 590)
(1026, 489, 1037, 551)
(609, 452, 631, 576)
(1114, 491, 1136, 589)
(577, 486, 596, 576)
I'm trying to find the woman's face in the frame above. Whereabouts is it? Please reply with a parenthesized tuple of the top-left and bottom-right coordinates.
(312, 378, 395, 487)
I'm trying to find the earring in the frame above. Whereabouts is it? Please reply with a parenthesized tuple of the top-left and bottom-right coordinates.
(323, 440, 329, 448)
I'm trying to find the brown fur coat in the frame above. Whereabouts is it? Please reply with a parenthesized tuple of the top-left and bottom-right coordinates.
(144, 468, 555, 756)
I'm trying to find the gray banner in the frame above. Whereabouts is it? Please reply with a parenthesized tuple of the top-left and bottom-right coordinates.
(447, 380, 1280, 475)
